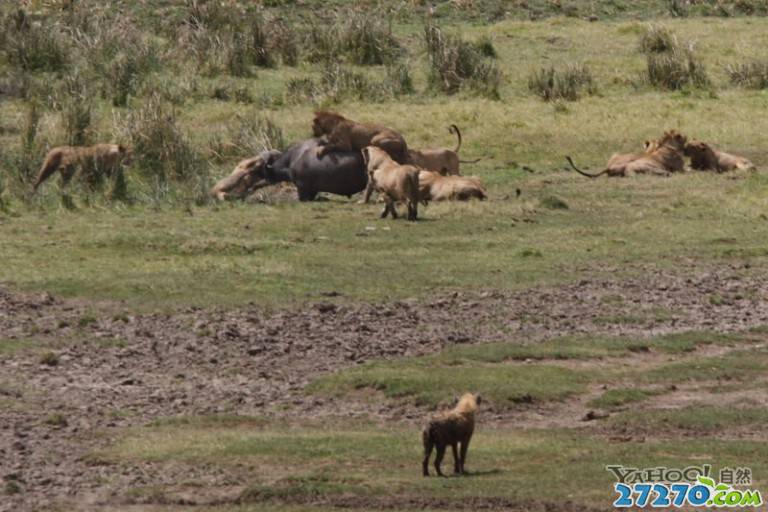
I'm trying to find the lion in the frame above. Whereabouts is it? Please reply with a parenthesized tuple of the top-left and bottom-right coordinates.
(406, 125, 481, 176)
(362, 146, 419, 221)
(566, 130, 687, 178)
(312, 111, 408, 164)
(210, 151, 281, 201)
(418, 170, 487, 202)
(684, 140, 756, 173)
(32, 144, 131, 192)
(422, 393, 482, 477)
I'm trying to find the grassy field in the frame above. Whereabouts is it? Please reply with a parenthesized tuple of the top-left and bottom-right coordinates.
(3, 2, 768, 511)
(96, 330, 768, 510)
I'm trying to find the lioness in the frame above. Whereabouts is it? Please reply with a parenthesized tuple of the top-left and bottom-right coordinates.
(567, 130, 687, 178)
(362, 146, 419, 221)
(418, 170, 487, 201)
(210, 150, 281, 201)
(312, 111, 408, 164)
(422, 393, 482, 477)
(684, 140, 756, 173)
(406, 125, 480, 176)
(33, 144, 131, 192)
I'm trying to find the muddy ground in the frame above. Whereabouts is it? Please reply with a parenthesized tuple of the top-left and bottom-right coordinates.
(2, 263, 768, 511)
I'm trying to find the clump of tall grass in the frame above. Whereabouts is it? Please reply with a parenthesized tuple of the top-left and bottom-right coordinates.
(117, 93, 202, 186)
(343, 12, 402, 65)
(727, 60, 768, 89)
(208, 114, 284, 162)
(639, 24, 676, 54)
(645, 45, 711, 90)
(639, 26, 711, 91)
(423, 23, 501, 98)
(304, 10, 402, 66)
(56, 70, 94, 147)
(285, 64, 415, 105)
(386, 63, 415, 96)
(528, 64, 596, 101)
(1, 8, 69, 72)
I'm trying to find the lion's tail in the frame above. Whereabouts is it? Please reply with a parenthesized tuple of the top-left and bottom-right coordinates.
(32, 151, 62, 192)
(565, 156, 604, 179)
(449, 124, 462, 153)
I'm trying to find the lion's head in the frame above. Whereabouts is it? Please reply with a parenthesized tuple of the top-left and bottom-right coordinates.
(658, 130, 687, 152)
(312, 111, 346, 137)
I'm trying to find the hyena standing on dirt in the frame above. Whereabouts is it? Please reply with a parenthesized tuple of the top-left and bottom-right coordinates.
(422, 392, 481, 476)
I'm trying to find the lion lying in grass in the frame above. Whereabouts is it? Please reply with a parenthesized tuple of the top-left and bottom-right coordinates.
(422, 393, 482, 477)
(566, 130, 687, 178)
(684, 140, 756, 173)
(418, 170, 487, 201)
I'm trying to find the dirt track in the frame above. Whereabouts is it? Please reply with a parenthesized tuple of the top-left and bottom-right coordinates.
(2, 264, 768, 511)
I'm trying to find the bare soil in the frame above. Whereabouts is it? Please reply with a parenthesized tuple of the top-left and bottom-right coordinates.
(2, 264, 768, 511)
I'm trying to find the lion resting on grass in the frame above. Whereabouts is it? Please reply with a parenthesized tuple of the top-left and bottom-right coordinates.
(566, 130, 687, 178)
(406, 125, 480, 176)
(33, 144, 131, 192)
(684, 140, 756, 173)
(418, 170, 487, 201)
(312, 111, 408, 164)
(422, 393, 482, 477)
(362, 146, 420, 221)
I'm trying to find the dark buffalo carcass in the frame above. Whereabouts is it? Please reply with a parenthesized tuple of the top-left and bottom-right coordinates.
(264, 138, 367, 201)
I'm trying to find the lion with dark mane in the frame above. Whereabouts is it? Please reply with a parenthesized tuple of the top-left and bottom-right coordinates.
(312, 111, 408, 164)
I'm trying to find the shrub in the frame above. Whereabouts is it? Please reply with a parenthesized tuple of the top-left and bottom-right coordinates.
(304, 22, 342, 64)
(638, 26, 711, 91)
(1, 9, 69, 72)
(475, 35, 498, 58)
(57, 70, 94, 147)
(528, 65, 596, 101)
(117, 93, 202, 185)
(424, 23, 501, 98)
(667, 0, 690, 17)
(386, 63, 415, 96)
(645, 45, 711, 90)
(727, 60, 768, 89)
(272, 21, 299, 66)
(343, 11, 402, 65)
(639, 24, 677, 54)
(285, 77, 320, 104)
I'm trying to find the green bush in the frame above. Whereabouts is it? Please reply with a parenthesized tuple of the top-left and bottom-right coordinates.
(1, 9, 69, 72)
(646, 45, 711, 90)
(727, 60, 768, 89)
(528, 65, 596, 101)
(424, 23, 501, 98)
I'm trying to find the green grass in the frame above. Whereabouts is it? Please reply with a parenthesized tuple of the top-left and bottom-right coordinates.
(308, 358, 588, 407)
(0, 338, 42, 355)
(610, 405, 768, 433)
(427, 331, 742, 363)
(99, 417, 768, 508)
(642, 346, 768, 383)
(308, 331, 756, 407)
(589, 388, 660, 409)
(3, 17, 768, 308)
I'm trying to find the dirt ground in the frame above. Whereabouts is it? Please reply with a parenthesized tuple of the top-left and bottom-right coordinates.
(2, 263, 768, 511)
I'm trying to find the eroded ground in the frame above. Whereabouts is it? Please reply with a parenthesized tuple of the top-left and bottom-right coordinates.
(2, 264, 768, 511)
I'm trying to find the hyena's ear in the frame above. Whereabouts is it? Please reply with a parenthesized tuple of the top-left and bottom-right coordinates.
(475, 394, 482, 405)
(452, 395, 460, 407)
(361, 147, 370, 166)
